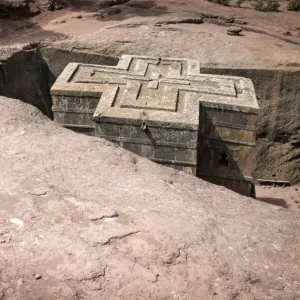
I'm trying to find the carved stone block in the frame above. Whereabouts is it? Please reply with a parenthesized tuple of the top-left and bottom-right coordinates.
(51, 55, 259, 196)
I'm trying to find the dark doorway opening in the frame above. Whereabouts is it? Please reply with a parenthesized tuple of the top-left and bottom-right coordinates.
(219, 152, 229, 167)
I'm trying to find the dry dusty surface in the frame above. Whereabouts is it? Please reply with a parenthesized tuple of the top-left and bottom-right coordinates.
(0, 96, 300, 300)
(1, 0, 300, 68)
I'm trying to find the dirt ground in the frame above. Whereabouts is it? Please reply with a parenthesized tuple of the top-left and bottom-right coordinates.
(1, 0, 300, 68)
(0, 96, 300, 300)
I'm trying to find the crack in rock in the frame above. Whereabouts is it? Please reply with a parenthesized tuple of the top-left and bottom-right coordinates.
(152, 274, 159, 283)
(163, 246, 188, 266)
(100, 231, 141, 246)
(25, 189, 48, 196)
(79, 265, 107, 282)
(90, 213, 119, 221)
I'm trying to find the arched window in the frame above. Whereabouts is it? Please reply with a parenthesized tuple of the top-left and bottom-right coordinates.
(219, 152, 229, 167)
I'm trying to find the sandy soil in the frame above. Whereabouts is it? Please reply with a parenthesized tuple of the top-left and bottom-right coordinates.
(0, 96, 300, 300)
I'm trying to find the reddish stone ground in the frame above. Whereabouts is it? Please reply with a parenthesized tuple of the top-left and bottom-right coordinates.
(0, 96, 300, 300)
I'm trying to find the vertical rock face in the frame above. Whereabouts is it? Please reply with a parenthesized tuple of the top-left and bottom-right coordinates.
(0, 49, 55, 117)
(0, 47, 118, 120)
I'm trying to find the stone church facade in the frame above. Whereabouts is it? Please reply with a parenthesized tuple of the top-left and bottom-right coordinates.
(51, 55, 259, 197)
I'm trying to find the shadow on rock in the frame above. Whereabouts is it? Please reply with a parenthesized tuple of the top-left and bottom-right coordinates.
(255, 196, 288, 208)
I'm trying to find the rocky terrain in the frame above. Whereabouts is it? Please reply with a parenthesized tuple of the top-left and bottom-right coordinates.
(0, 96, 300, 300)
(0, 0, 65, 18)
(0, 0, 300, 184)
(0, 1, 300, 299)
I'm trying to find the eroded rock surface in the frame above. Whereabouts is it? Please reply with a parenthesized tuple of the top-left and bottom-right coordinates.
(0, 0, 65, 18)
(0, 96, 299, 300)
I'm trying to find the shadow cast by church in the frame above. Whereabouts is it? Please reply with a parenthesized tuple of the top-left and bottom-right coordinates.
(255, 196, 288, 208)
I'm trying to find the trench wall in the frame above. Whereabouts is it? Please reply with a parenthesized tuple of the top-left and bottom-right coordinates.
(0, 50, 54, 117)
(0, 47, 299, 183)
(0, 47, 118, 117)
(202, 67, 300, 183)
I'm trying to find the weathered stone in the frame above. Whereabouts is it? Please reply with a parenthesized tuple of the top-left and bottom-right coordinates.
(28, 2, 41, 15)
(34, 274, 42, 280)
(0, 0, 66, 18)
(107, 7, 121, 15)
(227, 26, 243, 36)
(283, 31, 292, 36)
(51, 55, 259, 196)
(235, 19, 247, 25)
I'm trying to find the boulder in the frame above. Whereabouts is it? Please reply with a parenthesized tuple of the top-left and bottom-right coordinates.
(227, 26, 243, 36)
